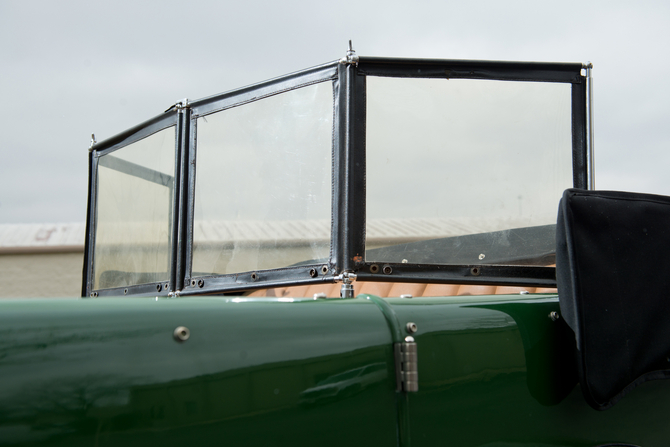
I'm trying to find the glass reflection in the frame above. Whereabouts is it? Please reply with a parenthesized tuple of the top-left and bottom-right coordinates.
(192, 82, 333, 276)
(365, 77, 573, 266)
(93, 126, 175, 289)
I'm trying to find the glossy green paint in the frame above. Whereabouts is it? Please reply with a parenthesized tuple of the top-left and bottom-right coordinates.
(1, 294, 668, 446)
(0, 297, 397, 446)
(384, 294, 670, 447)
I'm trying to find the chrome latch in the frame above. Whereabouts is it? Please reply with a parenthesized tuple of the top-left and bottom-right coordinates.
(394, 336, 418, 392)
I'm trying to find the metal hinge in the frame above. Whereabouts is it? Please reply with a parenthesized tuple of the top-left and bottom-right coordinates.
(339, 40, 359, 65)
(394, 336, 418, 392)
(335, 271, 357, 298)
(165, 98, 190, 113)
(174, 98, 190, 114)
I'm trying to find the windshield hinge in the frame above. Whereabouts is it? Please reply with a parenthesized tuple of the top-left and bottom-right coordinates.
(165, 98, 190, 113)
(175, 98, 190, 113)
(339, 40, 359, 65)
(335, 270, 357, 298)
(394, 336, 419, 392)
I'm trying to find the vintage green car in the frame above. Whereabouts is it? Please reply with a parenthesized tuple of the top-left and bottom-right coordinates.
(2, 45, 669, 446)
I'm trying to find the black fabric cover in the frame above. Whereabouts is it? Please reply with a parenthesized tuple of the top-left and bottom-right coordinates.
(556, 189, 670, 410)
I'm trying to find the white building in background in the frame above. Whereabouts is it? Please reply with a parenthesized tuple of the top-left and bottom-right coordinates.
(0, 223, 85, 298)
(0, 217, 549, 298)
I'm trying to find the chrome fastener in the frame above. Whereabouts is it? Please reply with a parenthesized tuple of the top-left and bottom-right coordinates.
(174, 326, 190, 342)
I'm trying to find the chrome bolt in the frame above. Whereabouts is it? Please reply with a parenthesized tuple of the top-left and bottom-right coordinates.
(549, 311, 560, 321)
(174, 326, 190, 342)
(406, 322, 418, 334)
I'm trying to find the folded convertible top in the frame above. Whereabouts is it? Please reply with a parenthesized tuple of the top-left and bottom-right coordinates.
(557, 188, 670, 410)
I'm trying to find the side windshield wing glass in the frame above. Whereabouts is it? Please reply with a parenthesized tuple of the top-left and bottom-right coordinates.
(191, 81, 333, 276)
(366, 77, 573, 266)
(93, 126, 176, 289)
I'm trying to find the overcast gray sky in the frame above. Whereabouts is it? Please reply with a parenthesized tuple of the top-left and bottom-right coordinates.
(1, 0, 669, 224)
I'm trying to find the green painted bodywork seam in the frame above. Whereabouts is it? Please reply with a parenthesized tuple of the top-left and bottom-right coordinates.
(361, 294, 403, 343)
(360, 294, 411, 447)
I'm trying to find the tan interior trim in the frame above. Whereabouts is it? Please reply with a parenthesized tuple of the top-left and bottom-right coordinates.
(248, 282, 557, 298)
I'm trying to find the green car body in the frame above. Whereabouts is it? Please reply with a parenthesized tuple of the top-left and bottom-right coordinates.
(1, 294, 667, 446)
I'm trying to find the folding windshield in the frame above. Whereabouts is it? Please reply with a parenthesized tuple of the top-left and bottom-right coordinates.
(83, 54, 590, 298)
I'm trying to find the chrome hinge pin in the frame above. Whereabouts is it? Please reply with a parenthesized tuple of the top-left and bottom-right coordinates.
(394, 335, 419, 392)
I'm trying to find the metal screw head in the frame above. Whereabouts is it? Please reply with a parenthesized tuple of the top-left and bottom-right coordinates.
(404, 336, 415, 343)
(382, 264, 393, 275)
(174, 326, 190, 342)
(191, 279, 196, 287)
(406, 322, 418, 334)
(156, 284, 161, 292)
(321, 265, 329, 275)
(470, 267, 481, 276)
(250, 272, 258, 281)
(124, 288, 128, 295)
(309, 268, 317, 278)
(549, 311, 560, 321)
(370, 264, 380, 274)
(197, 279, 204, 288)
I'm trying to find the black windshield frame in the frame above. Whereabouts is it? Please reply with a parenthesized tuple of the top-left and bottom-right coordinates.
(83, 56, 588, 297)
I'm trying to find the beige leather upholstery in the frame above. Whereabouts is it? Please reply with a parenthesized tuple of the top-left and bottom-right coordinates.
(248, 282, 557, 298)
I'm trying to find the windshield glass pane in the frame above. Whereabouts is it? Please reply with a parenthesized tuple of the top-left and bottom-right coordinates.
(93, 126, 175, 289)
(365, 77, 572, 266)
(192, 81, 333, 276)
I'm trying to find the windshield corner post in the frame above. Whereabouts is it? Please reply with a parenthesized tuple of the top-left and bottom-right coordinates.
(335, 42, 366, 296)
(571, 77, 588, 190)
(585, 62, 595, 190)
(172, 100, 190, 293)
(82, 147, 98, 297)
